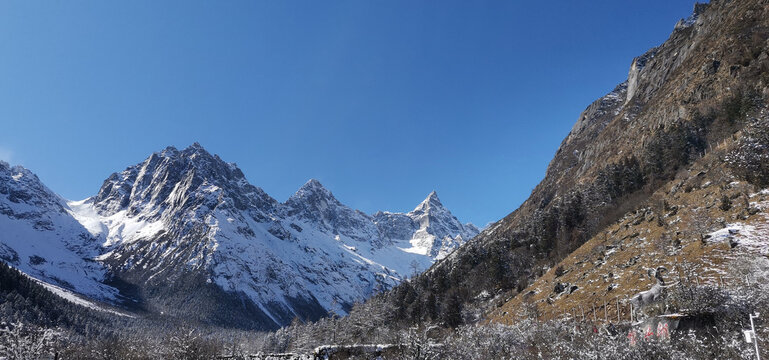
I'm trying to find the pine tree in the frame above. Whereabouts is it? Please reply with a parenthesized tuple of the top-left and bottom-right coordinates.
(441, 293, 463, 328)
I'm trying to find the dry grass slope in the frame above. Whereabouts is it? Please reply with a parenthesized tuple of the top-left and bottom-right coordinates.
(490, 137, 769, 325)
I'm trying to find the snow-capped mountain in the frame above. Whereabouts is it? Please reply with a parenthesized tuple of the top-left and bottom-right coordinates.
(374, 191, 479, 260)
(0, 161, 119, 302)
(283, 179, 384, 247)
(0, 144, 477, 329)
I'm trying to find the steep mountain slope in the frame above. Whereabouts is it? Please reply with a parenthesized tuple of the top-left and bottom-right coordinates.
(490, 132, 769, 324)
(0, 162, 119, 302)
(28, 143, 476, 329)
(383, 0, 769, 326)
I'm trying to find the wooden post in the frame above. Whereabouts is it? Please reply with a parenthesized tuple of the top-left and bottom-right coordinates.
(616, 297, 620, 322)
(604, 302, 608, 322)
(581, 306, 585, 322)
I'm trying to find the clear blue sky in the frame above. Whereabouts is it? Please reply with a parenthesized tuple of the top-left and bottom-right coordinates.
(0, 1, 699, 226)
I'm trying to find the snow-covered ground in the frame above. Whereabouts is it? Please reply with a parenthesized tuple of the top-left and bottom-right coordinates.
(707, 192, 769, 255)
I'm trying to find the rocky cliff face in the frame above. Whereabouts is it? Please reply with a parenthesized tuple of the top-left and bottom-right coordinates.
(388, 0, 769, 325)
(1, 144, 477, 329)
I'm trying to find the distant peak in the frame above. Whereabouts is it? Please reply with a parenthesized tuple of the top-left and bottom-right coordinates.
(286, 179, 340, 208)
(156, 144, 212, 159)
(147, 143, 234, 176)
(303, 178, 325, 189)
(425, 190, 441, 204)
(413, 190, 443, 212)
(159, 143, 219, 165)
(182, 142, 211, 155)
(160, 146, 178, 156)
(292, 179, 333, 198)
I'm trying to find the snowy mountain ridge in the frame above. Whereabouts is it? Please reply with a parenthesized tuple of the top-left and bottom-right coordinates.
(0, 144, 478, 329)
(0, 161, 120, 302)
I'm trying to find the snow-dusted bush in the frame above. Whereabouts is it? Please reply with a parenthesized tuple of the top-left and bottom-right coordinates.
(668, 284, 730, 317)
(727, 112, 769, 187)
(439, 322, 525, 359)
(0, 322, 60, 360)
(163, 329, 223, 360)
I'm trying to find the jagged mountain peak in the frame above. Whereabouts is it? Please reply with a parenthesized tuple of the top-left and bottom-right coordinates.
(178, 142, 223, 163)
(160, 142, 229, 170)
(92, 144, 275, 217)
(413, 190, 443, 213)
(304, 178, 323, 188)
(283, 179, 380, 244)
(1, 160, 24, 174)
(286, 179, 341, 208)
(187, 141, 205, 151)
(295, 178, 332, 197)
(1, 162, 39, 184)
(0, 162, 66, 212)
(367, 190, 480, 259)
(153, 142, 222, 165)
